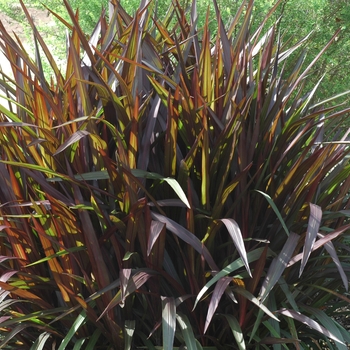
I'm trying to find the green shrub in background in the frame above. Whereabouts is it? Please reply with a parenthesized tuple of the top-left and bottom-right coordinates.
(0, 0, 350, 348)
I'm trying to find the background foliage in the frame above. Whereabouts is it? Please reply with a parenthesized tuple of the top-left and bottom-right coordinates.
(0, 0, 350, 349)
(1, 0, 349, 105)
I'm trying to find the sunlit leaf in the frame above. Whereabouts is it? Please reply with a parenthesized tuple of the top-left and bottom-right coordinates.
(219, 219, 252, 277)
(299, 204, 322, 277)
(194, 248, 270, 310)
(317, 233, 348, 291)
(223, 315, 246, 350)
(259, 233, 299, 303)
(204, 276, 232, 333)
(162, 296, 176, 350)
(277, 308, 346, 346)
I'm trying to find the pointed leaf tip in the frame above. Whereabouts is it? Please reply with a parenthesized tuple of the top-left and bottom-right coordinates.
(219, 219, 252, 277)
(299, 203, 322, 277)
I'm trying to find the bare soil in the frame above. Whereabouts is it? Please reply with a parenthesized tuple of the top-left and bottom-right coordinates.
(0, 5, 54, 43)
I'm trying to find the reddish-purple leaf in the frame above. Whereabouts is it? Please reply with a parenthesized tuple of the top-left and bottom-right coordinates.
(204, 276, 232, 333)
(259, 232, 299, 302)
(288, 224, 350, 267)
(151, 212, 218, 271)
(0, 256, 21, 263)
(147, 221, 165, 256)
(53, 130, 90, 156)
(0, 316, 11, 323)
(299, 204, 322, 277)
(0, 270, 17, 283)
(317, 233, 348, 291)
(120, 269, 132, 307)
(219, 219, 252, 277)
(97, 270, 154, 321)
(277, 308, 346, 345)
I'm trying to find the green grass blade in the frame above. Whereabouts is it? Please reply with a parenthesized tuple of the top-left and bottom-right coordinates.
(176, 312, 202, 350)
(162, 296, 176, 350)
(73, 338, 86, 350)
(255, 190, 289, 237)
(151, 212, 217, 271)
(194, 248, 270, 310)
(223, 315, 246, 350)
(30, 332, 51, 350)
(58, 310, 87, 350)
(301, 306, 347, 350)
(125, 320, 136, 350)
(277, 308, 346, 346)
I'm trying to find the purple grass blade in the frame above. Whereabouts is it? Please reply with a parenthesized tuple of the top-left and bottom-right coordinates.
(299, 204, 322, 277)
(147, 221, 165, 256)
(98, 270, 154, 321)
(204, 276, 232, 333)
(259, 232, 299, 303)
(53, 130, 90, 156)
(151, 212, 218, 271)
(288, 224, 350, 267)
(219, 219, 252, 277)
(317, 233, 348, 292)
(0, 270, 18, 283)
(277, 308, 346, 345)
(120, 269, 132, 307)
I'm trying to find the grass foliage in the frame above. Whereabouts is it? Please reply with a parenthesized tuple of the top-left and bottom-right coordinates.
(0, 0, 350, 348)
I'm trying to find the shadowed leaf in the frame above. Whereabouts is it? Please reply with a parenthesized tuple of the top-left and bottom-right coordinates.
(299, 204, 322, 277)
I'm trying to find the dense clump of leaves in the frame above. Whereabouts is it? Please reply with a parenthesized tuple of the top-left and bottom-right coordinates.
(0, 0, 350, 348)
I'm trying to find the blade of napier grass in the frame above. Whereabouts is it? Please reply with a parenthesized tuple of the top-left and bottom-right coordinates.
(58, 310, 87, 350)
(277, 308, 346, 345)
(120, 269, 132, 306)
(0, 324, 42, 349)
(299, 204, 322, 277)
(68, 36, 92, 115)
(194, 247, 270, 309)
(125, 320, 136, 350)
(53, 130, 90, 156)
(223, 315, 246, 350)
(63, 0, 96, 67)
(97, 270, 154, 321)
(73, 339, 86, 349)
(130, 169, 191, 208)
(233, 287, 279, 321)
(164, 86, 179, 178)
(259, 232, 299, 303)
(219, 219, 252, 277)
(147, 221, 165, 256)
(30, 332, 51, 350)
(301, 306, 348, 350)
(255, 190, 289, 236)
(288, 224, 350, 267)
(176, 312, 202, 350)
(151, 212, 217, 271)
(162, 296, 176, 350)
(204, 276, 232, 334)
(0, 281, 52, 309)
(85, 329, 102, 350)
(317, 232, 348, 291)
(68, 165, 112, 304)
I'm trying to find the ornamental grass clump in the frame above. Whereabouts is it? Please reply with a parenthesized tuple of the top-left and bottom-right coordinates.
(0, 0, 350, 348)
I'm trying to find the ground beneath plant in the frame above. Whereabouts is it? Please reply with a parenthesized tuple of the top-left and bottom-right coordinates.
(0, 5, 57, 76)
(0, 5, 53, 42)
(0, 5, 57, 108)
